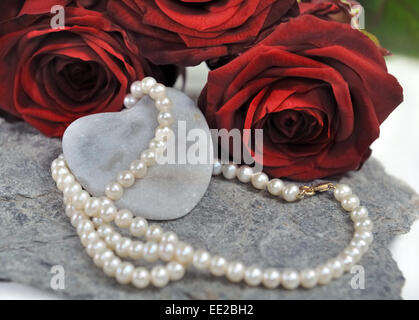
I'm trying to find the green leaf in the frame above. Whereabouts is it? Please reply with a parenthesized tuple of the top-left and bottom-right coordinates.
(360, 30, 381, 47)
(358, 0, 419, 57)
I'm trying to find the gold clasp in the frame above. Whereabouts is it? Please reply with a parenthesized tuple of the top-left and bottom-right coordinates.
(297, 183, 336, 199)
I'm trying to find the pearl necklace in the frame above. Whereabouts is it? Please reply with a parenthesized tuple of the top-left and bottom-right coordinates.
(51, 77, 374, 290)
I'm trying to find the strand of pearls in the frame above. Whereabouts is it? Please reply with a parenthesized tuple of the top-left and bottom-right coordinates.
(51, 77, 374, 290)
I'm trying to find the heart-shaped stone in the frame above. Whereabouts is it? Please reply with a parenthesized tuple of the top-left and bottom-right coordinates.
(63, 88, 213, 220)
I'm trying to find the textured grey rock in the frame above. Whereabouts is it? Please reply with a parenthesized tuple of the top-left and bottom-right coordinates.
(1, 117, 419, 299)
(62, 88, 213, 220)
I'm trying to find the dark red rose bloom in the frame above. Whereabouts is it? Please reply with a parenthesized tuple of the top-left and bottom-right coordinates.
(0, 5, 177, 137)
(107, 0, 299, 66)
(199, 15, 403, 181)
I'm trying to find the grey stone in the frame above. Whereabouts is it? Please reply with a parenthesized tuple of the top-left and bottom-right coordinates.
(62, 88, 213, 220)
(0, 117, 418, 299)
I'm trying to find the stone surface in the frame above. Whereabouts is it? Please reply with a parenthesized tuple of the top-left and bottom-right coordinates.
(62, 88, 213, 220)
(1, 117, 419, 299)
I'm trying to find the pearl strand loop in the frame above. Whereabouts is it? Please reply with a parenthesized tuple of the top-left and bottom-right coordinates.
(51, 77, 374, 290)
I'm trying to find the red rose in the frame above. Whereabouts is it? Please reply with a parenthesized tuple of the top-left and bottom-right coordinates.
(199, 15, 403, 181)
(107, 0, 299, 66)
(0, 5, 177, 137)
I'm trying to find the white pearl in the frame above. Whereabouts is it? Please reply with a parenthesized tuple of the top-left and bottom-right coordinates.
(166, 262, 185, 281)
(99, 202, 117, 223)
(350, 206, 369, 222)
(161, 232, 178, 244)
(140, 149, 157, 166)
(158, 241, 176, 261)
(282, 184, 300, 202)
(344, 246, 362, 263)
(175, 242, 194, 265)
(299, 269, 318, 289)
(105, 182, 123, 201)
(267, 179, 284, 196)
(63, 182, 82, 199)
(84, 197, 101, 217)
(115, 262, 135, 284)
(92, 216, 104, 227)
(115, 237, 132, 257)
(80, 230, 100, 247)
(209, 256, 228, 276)
(354, 218, 373, 232)
(115, 209, 133, 229)
(327, 259, 344, 279)
(341, 194, 360, 211)
(128, 241, 144, 259)
(237, 166, 253, 183)
(100, 197, 113, 207)
(157, 111, 174, 126)
(103, 257, 121, 277)
(353, 230, 374, 246)
(141, 77, 157, 93)
(226, 261, 245, 282)
(65, 204, 75, 218)
(130, 217, 148, 237)
(212, 159, 222, 176)
(57, 175, 71, 189)
(132, 267, 150, 288)
(156, 97, 172, 112)
(244, 266, 263, 286)
(334, 184, 352, 201)
(143, 242, 160, 262)
(76, 219, 94, 236)
(338, 253, 355, 271)
(93, 249, 114, 268)
(149, 83, 166, 100)
(145, 224, 163, 242)
(281, 269, 300, 290)
(251, 172, 269, 190)
(316, 265, 333, 285)
(51, 158, 66, 171)
(63, 193, 72, 205)
(192, 250, 211, 270)
(70, 212, 86, 228)
(155, 126, 174, 141)
(149, 138, 166, 152)
(57, 174, 75, 191)
(102, 231, 116, 246)
(72, 190, 90, 210)
(129, 159, 147, 178)
(103, 231, 113, 245)
(262, 268, 281, 289)
(52, 166, 69, 181)
(86, 240, 107, 257)
(117, 170, 135, 188)
(151, 265, 170, 287)
(107, 232, 122, 250)
(349, 239, 369, 254)
(123, 94, 138, 109)
(222, 164, 238, 180)
(97, 224, 114, 238)
(130, 80, 144, 99)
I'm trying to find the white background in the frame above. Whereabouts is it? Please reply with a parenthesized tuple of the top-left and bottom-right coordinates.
(1, 56, 418, 300)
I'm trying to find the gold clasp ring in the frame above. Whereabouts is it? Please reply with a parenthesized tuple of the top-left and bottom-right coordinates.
(297, 183, 336, 199)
